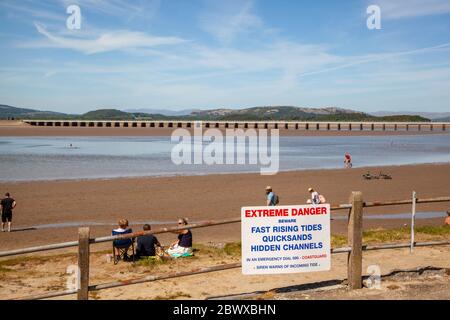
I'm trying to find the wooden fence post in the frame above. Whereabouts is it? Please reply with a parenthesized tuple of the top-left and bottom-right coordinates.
(410, 191, 417, 253)
(347, 191, 363, 290)
(78, 227, 90, 300)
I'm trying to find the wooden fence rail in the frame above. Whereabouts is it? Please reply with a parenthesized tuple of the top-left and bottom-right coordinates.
(2, 192, 450, 300)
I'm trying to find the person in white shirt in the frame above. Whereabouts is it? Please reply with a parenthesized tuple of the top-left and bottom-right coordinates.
(308, 187, 321, 205)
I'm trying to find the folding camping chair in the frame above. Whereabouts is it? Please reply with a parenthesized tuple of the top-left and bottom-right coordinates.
(112, 229, 135, 264)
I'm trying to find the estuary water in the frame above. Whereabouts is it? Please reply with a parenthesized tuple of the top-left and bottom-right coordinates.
(0, 134, 449, 181)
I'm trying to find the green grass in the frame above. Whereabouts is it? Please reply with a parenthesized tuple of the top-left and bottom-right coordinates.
(0, 252, 76, 268)
(0, 265, 14, 273)
(192, 242, 241, 258)
(153, 291, 191, 300)
(341, 225, 450, 246)
(1, 226, 449, 272)
(331, 235, 348, 247)
(362, 227, 411, 243)
(135, 257, 169, 268)
(415, 225, 450, 235)
(223, 242, 241, 256)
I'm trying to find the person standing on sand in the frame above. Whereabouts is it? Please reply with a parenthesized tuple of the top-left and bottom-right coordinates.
(265, 186, 279, 206)
(344, 152, 352, 168)
(1, 193, 16, 232)
(445, 211, 450, 227)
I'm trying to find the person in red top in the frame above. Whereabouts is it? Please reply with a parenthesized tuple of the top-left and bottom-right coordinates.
(344, 153, 352, 168)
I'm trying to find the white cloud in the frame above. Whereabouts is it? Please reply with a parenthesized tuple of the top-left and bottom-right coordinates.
(375, 0, 450, 19)
(296, 42, 450, 78)
(25, 23, 186, 54)
(57, 0, 161, 21)
(0, 0, 66, 22)
(199, 0, 263, 43)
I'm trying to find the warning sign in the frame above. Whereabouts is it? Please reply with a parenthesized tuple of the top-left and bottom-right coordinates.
(241, 204, 331, 275)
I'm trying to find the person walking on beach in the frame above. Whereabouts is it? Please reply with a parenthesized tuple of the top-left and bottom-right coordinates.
(1, 193, 16, 232)
(265, 186, 279, 206)
(344, 152, 352, 168)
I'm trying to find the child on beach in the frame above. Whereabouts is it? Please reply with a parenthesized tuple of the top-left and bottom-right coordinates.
(445, 211, 450, 227)
(167, 218, 193, 258)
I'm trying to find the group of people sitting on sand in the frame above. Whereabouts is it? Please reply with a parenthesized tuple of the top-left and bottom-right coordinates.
(112, 186, 328, 263)
(112, 217, 193, 263)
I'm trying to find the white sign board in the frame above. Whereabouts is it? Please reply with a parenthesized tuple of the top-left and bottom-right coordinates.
(241, 204, 331, 275)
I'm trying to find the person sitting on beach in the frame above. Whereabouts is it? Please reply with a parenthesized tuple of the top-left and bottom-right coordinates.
(136, 224, 162, 259)
(112, 219, 134, 262)
(445, 211, 450, 227)
(265, 186, 279, 206)
(167, 218, 193, 258)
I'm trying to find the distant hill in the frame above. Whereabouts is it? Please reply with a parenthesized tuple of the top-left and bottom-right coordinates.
(375, 115, 431, 122)
(81, 109, 135, 120)
(0, 104, 68, 119)
(187, 106, 359, 121)
(179, 106, 430, 122)
(0, 104, 432, 122)
(123, 108, 198, 116)
(433, 116, 450, 122)
(371, 111, 450, 120)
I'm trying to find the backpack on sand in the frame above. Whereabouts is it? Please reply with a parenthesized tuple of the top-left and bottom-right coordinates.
(319, 194, 326, 204)
(273, 194, 280, 205)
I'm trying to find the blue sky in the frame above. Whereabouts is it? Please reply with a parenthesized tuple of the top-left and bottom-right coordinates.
(0, 0, 450, 114)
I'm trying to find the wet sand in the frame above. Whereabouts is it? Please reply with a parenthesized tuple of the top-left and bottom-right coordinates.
(0, 163, 449, 251)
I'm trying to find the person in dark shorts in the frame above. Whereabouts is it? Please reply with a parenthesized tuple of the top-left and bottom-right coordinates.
(1, 193, 16, 232)
(136, 224, 162, 259)
(167, 218, 193, 257)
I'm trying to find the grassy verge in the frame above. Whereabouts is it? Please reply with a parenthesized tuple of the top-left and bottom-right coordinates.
(0, 226, 449, 272)
(192, 242, 242, 258)
(0, 252, 76, 268)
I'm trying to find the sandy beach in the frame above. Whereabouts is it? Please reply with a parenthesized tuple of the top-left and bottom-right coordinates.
(1, 163, 449, 251)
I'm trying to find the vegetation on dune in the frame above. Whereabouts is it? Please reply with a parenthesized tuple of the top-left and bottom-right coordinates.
(375, 115, 430, 122)
(80, 109, 135, 120)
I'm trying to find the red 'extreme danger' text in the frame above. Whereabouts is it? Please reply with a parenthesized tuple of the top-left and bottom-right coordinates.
(245, 207, 328, 218)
